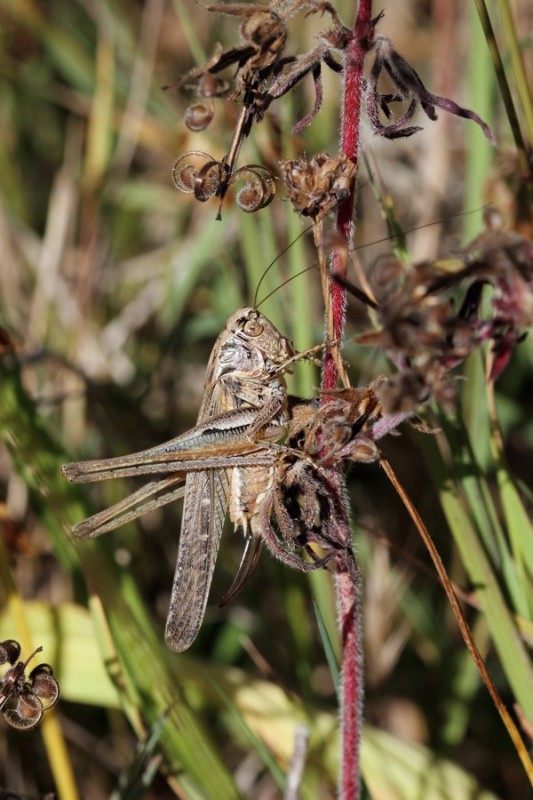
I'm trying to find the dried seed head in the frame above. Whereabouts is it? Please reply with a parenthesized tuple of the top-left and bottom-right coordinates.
(177, 43, 229, 95)
(172, 151, 226, 202)
(198, 73, 229, 98)
(173, 150, 275, 215)
(367, 34, 495, 142)
(287, 387, 384, 465)
(375, 371, 428, 413)
(185, 101, 215, 132)
(372, 255, 404, 288)
(240, 11, 286, 59)
(280, 153, 357, 220)
(232, 165, 276, 213)
(172, 150, 213, 193)
(4, 693, 43, 730)
(458, 223, 533, 378)
(0, 640, 21, 665)
(194, 160, 226, 202)
(0, 640, 59, 731)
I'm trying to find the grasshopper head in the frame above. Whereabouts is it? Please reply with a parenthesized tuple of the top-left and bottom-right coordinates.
(226, 307, 294, 367)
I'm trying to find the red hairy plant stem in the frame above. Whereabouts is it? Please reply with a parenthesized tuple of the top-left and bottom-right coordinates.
(336, 569, 364, 800)
(320, 2, 374, 798)
(323, 0, 374, 393)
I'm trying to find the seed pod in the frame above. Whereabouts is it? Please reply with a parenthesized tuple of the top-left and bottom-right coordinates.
(185, 101, 215, 132)
(172, 151, 214, 193)
(194, 160, 226, 202)
(198, 73, 229, 98)
(232, 165, 276, 213)
(280, 153, 357, 220)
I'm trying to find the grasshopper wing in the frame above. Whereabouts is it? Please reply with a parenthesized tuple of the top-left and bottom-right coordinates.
(165, 467, 228, 651)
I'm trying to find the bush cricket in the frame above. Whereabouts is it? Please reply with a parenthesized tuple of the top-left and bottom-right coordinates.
(62, 307, 322, 651)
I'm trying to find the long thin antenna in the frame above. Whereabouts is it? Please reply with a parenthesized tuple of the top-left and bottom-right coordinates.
(254, 206, 488, 309)
(253, 223, 314, 307)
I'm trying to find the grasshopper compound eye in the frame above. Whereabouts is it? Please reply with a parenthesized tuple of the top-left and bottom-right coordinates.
(243, 318, 264, 337)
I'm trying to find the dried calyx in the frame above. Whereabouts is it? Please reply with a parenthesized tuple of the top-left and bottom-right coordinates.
(280, 153, 357, 221)
(365, 34, 495, 142)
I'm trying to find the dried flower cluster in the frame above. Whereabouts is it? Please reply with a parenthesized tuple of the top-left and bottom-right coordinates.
(0, 639, 59, 731)
(172, 0, 353, 217)
(280, 153, 357, 221)
(172, 150, 276, 215)
(267, 385, 417, 581)
(172, 6, 494, 221)
(366, 35, 496, 142)
(450, 212, 533, 379)
(354, 212, 533, 411)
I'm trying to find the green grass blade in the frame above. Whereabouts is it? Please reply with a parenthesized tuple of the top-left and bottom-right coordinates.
(110, 712, 167, 800)
(417, 423, 533, 724)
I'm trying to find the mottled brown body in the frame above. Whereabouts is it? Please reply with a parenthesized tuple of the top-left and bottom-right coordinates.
(62, 308, 295, 651)
(165, 307, 293, 649)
